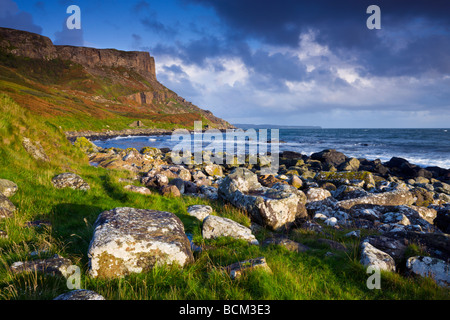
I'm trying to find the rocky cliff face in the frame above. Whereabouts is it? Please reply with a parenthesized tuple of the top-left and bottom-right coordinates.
(0, 27, 156, 80)
(0, 27, 234, 130)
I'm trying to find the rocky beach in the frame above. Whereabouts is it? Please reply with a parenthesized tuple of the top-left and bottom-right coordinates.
(32, 133, 447, 292)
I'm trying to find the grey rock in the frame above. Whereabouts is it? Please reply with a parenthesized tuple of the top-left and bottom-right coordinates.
(88, 208, 194, 278)
(0, 193, 16, 218)
(22, 137, 49, 162)
(406, 256, 449, 288)
(337, 190, 415, 210)
(202, 215, 258, 245)
(218, 168, 307, 231)
(0, 179, 18, 198)
(10, 254, 72, 277)
(187, 205, 212, 221)
(360, 241, 396, 272)
(52, 173, 90, 191)
(54, 289, 106, 300)
(123, 185, 151, 195)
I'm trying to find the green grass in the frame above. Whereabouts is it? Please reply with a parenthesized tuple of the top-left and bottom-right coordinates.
(0, 94, 449, 300)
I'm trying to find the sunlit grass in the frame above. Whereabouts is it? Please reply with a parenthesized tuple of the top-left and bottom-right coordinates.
(0, 94, 448, 300)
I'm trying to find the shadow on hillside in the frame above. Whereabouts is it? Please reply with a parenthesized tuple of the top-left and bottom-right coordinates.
(98, 174, 130, 203)
(50, 203, 103, 259)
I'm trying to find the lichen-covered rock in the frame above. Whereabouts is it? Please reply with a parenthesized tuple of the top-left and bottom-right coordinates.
(88, 208, 193, 278)
(0, 179, 18, 198)
(218, 168, 307, 231)
(360, 241, 396, 272)
(202, 215, 258, 245)
(54, 289, 106, 300)
(22, 137, 49, 162)
(406, 256, 449, 288)
(10, 254, 73, 277)
(337, 190, 415, 210)
(187, 205, 212, 221)
(52, 173, 90, 191)
(203, 164, 224, 177)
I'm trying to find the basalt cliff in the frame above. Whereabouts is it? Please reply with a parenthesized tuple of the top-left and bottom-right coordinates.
(0, 27, 233, 131)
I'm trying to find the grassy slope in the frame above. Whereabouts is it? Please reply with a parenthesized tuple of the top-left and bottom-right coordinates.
(0, 94, 448, 300)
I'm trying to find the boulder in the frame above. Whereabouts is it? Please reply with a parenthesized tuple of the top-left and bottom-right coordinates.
(10, 254, 73, 277)
(22, 137, 49, 162)
(54, 290, 106, 300)
(360, 241, 396, 272)
(203, 164, 224, 177)
(168, 178, 186, 194)
(434, 207, 450, 234)
(123, 185, 151, 195)
(88, 208, 194, 278)
(364, 235, 408, 264)
(218, 168, 307, 231)
(310, 149, 346, 168)
(160, 185, 181, 197)
(258, 174, 286, 188)
(202, 215, 258, 245)
(51, 173, 90, 191)
(406, 256, 449, 288)
(338, 158, 360, 171)
(0, 179, 18, 197)
(288, 175, 303, 189)
(187, 205, 213, 221)
(306, 187, 332, 203)
(315, 171, 375, 187)
(337, 190, 415, 210)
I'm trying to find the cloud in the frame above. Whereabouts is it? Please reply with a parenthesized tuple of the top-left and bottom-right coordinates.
(0, 0, 43, 34)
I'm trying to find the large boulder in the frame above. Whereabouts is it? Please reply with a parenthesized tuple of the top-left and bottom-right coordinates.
(218, 168, 307, 232)
(360, 241, 396, 272)
(52, 173, 90, 191)
(88, 208, 194, 278)
(202, 215, 259, 245)
(406, 256, 449, 288)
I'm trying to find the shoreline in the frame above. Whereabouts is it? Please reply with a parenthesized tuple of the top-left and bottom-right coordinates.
(66, 128, 450, 172)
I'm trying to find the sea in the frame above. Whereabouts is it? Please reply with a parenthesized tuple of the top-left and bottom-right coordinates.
(92, 128, 450, 170)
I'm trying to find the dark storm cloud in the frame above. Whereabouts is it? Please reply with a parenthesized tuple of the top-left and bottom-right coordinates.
(185, 0, 450, 77)
(0, 0, 42, 34)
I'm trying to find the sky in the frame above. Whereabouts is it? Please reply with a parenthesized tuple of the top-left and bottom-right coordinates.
(1, 0, 450, 128)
